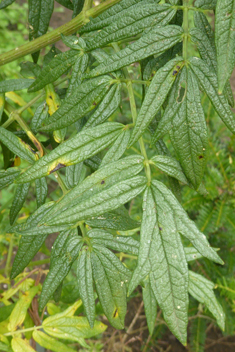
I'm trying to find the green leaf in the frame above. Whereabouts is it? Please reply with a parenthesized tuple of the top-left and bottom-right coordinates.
(31, 102, 48, 132)
(0, 127, 38, 164)
(65, 162, 86, 189)
(55, 0, 73, 10)
(151, 180, 223, 264)
(11, 202, 54, 279)
(100, 129, 130, 167)
(35, 177, 48, 208)
(85, 84, 121, 129)
(65, 53, 89, 98)
(0, 168, 20, 190)
(143, 277, 157, 335)
(39, 234, 83, 310)
(10, 182, 30, 225)
(41, 76, 112, 131)
(88, 228, 139, 254)
(11, 338, 35, 352)
(86, 25, 184, 78)
(45, 175, 147, 227)
(77, 249, 95, 328)
(150, 155, 188, 185)
(0, 79, 34, 93)
(8, 286, 39, 331)
(188, 271, 225, 330)
(128, 187, 189, 344)
(61, 35, 86, 51)
(0, 93, 5, 124)
(91, 245, 130, 329)
(72, 0, 84, 17)
(85, 4, 176, 50)
(189, 57, 235, 134)
(43, 316, 107, 341)
(28, 0, 54, 62)
(0, 0, 15, 9)
(129, 57, 184, 146)
(215, 0, 235, 92)
(28, 50, 83, 92)
(79, 0, 146, 34)
(15, 123, 124, 184)
(86, 206, 140, 231)
(194, 0, 217, 9)
(40, 155, 145, 225)
(170, 68, 207, 189)
(20, 61, 41, 79)
(33, 331, 75, 352)
(50, 229, 79, 268)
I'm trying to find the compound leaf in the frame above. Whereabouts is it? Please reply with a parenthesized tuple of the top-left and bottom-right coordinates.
(16, 123, 124, 184)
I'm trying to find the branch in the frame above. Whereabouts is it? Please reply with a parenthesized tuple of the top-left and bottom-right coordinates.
(0, 0, 121, 67)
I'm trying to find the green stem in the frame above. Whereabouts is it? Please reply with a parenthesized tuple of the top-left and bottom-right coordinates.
(4, 325, 42, 337)
(183, 0, 189, 62)
(0, 0, 121, 67)
(5, 235, 14, 280)
(117, 79, 150, 85)
(17, 92, 44, 114)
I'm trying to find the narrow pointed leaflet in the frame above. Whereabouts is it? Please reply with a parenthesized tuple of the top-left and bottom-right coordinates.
(129, 57, 184, 146)
(128, 187, 188, 344)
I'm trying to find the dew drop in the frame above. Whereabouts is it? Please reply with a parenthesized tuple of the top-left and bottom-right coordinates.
(177, 306, 181, 309)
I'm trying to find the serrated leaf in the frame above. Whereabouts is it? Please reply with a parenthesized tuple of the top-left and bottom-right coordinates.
(150, 155, 188, 185)
(0, 127, 38, 164)
(41, 76, 112, 131)
(0, 168, 20, 190)
(10, 182, 30, 225)
(215, 0, 235, 92)
(85, 4, 176, 51)
(91, 245, 130, 329)
(0, 79, 34, 93)
(143, 277, 157, 335)
(85, 84, 121, 129)
(39, 235, 83, 310)
(128, 187, 188, 344)
(8, 286, 39, 331)
(0, 0, 16, 9)
(194, 0, 216, 9)
(66, 53, 89, 98)
(77, 249, 95, 328)
(61, 35, 86, 51)
(11, 338, 35, 352)
(100, 129, 130, 167)
(40, 155, 145, 225)
(189, 57, 235, 134)
(43, 316, 106, 341)
(79, 0, 146, 33)
(16, 123, 123, 184)
(33, 331, 75, 352)
(188, 271, 225, 330)
(169, 68, 207, 189)
(31, 102, 48, 132)
(88, 228, 139, 254)
(129, 57, 184, 146)
(28, 50, 82, 92)
(35, 177, 48, 208)
(86, 25, 184, 78)
(151, 180, 223, 264)
(65, 162, 86, 189)
(45, 175, 147, 227)
(86, 206, 140, 231)
(28, 0, 54, 62)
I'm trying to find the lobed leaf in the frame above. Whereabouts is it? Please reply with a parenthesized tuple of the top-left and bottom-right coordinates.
(15, 123, 124, 184)
(86, 25, 184, 78)
(215, 0, 235, 92)
(0, 127, 38, 164)
(129, 57, 184, 146)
